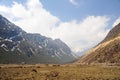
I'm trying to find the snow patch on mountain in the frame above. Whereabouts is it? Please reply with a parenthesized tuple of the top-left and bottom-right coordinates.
(1, 44, 9, 51)
(5, 39, 13, 42)
(60, 48, 66, 54)
(30, 48, 35, 54)
(1, 44, 7, 47)
(11, 46, 15, 51)
(38, 45, 42, 48)
(17, 48, 22, 53)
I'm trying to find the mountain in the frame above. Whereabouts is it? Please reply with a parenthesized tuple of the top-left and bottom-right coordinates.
(0, 15, 76, 64)
(76, 23, 120, 64)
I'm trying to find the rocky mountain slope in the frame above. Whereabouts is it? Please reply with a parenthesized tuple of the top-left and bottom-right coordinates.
(77, 23, 120, 64)
(0, 15, 76, 64)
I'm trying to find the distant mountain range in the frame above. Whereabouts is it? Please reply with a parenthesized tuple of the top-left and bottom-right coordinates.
(77, 23, 120, 64)
(0, 15, 77, 64)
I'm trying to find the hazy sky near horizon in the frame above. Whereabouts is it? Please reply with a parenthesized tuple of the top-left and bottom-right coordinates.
(0, 0, 120, 55)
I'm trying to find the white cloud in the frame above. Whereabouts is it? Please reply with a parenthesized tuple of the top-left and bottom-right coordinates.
(51, 16, 110, 52)
(112, 17, 120, 27)
(0, 0, 110, 54)
(0, 0, 60, 36)
(69, 0, 79, 6)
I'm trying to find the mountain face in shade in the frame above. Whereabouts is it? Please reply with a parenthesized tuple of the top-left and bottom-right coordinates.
(0, 15, 76, 64)
(77, 23, 120, 64)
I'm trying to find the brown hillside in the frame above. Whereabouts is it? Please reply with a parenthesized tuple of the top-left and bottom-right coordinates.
(77, 23, 120, 64)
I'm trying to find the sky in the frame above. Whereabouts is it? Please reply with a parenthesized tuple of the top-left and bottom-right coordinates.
(0, 0, 120, 55)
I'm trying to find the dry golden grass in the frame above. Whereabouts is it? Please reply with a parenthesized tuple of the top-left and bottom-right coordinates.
(0, 64, 120, 80)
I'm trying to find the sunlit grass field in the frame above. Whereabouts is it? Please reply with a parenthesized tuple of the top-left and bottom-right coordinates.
(0, 64, 120, 80)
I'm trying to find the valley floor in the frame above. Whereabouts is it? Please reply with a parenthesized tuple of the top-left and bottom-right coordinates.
(0, 64, 120, 80)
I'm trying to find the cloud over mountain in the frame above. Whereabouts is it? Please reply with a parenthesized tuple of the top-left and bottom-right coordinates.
(113, 17, 120, 27)
(0, 0, 112, 54)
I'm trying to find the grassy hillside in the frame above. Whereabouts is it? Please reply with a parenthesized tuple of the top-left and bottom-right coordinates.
(77, 23, 120, 64)
(77, 36, 120, 64)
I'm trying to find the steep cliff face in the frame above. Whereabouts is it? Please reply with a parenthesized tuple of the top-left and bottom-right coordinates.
(77, 23, 120, 64)
(0, 15, 76, 64)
